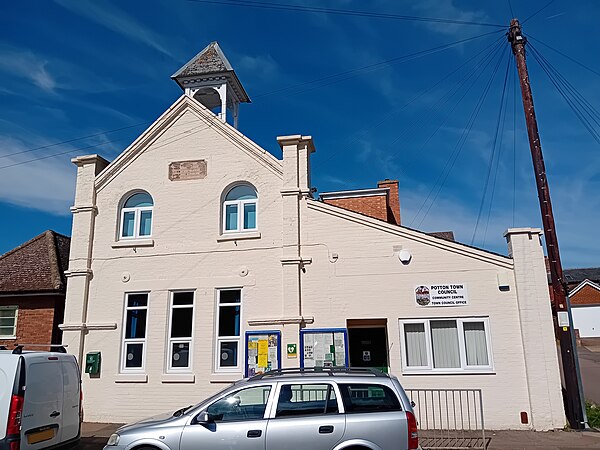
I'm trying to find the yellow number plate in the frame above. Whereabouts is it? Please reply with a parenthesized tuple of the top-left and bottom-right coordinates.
(27, 428, 56, 444)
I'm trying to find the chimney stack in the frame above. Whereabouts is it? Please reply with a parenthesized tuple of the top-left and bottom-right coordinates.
(377, 179, 400, 225)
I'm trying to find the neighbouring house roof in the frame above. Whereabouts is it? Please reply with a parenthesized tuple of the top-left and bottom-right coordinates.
(0, 231, 70, 294)
(564, 267, 600, 285)
(427, 231, 456, 242)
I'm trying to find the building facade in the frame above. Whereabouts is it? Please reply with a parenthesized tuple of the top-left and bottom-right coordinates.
(0, 230, 70, 348)
(62, 42, 565, 430)
(565, 268, 600, 338)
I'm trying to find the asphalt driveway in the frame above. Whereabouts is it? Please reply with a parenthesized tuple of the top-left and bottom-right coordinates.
(579, 339, 600, 405)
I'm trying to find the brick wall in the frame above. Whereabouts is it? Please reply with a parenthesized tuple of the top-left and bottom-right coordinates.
(571, 284, 600, 306)
(0, 295, 62, 348)
(323, 195, 388, 222)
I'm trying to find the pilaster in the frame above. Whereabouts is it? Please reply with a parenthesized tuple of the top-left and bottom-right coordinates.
(61, 154, 108, 365)
(504, 227, 566, 429)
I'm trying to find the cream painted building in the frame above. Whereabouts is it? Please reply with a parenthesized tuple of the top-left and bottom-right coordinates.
(62, 42, 565, 430)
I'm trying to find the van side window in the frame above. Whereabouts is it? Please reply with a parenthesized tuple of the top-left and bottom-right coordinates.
(275, 384, 338, 417)
(338, 384, 401, 413)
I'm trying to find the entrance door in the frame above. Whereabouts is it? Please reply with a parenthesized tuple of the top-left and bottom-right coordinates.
(348, 326, 388, 372)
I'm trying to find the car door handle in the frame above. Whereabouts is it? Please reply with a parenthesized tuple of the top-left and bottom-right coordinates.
(50, 411, 60, 418)
(319, 425, 334, 434)
(247, 430, 262, 438)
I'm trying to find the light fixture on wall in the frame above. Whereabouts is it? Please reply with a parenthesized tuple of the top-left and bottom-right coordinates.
(398, 249, 412, 264)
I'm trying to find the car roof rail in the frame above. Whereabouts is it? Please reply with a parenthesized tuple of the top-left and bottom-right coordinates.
(12, 344, 68, 354)
(248, 367, 389, 381)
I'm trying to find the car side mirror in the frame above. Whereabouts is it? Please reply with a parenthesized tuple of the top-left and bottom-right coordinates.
(194, 411, 211, 424)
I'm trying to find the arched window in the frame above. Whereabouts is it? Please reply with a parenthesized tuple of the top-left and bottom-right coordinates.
(120, 192, 154, 239)
(222, 184, 257, 233)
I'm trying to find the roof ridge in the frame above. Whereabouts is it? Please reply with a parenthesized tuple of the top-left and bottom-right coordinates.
(46, 231, 63, 290)
(0, 231, 48, 261)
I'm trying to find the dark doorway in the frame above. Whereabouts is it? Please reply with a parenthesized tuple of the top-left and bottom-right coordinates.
(347, 324, 388, 372)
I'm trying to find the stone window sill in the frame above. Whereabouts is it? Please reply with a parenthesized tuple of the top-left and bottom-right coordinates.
(161, 374, 195, 383)
(210, 372, 242, 383)
(217, 232, 261, 243)
(111, 239, 154, 248)
(115, 374, 148, 383)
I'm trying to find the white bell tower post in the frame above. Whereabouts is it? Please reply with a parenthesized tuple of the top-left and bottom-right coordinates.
(172, 42, 250, 129)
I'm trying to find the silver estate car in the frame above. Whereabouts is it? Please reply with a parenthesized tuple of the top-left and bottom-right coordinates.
(104, 368, 419, 450)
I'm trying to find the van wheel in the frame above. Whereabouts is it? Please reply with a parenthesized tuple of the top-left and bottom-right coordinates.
(132, 446, 159, 450)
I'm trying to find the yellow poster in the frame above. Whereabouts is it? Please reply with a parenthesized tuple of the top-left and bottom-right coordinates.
(257, 354, 268, 367)
(248, 341, 258, 349)
(258, 340, 268, 355)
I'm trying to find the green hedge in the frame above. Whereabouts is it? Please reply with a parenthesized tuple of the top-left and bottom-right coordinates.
(587, 402, 600, 429)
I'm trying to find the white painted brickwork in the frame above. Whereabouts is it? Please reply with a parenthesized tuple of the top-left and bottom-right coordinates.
(63, 95, 565, 429)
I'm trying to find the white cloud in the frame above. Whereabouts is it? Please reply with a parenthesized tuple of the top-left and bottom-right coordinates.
(408, 0, 493, 38)
(237, 54, 280, 81)
(55, 0, 178, 59)
(0, 47, 57, 93)
(0, 136, 76, 215)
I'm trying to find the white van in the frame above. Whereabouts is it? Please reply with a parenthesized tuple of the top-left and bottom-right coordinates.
(0, 346, 81, 450)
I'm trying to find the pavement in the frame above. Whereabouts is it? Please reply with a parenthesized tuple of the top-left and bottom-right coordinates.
(579, 338, 600, 405)
(78, 422, 600, 449)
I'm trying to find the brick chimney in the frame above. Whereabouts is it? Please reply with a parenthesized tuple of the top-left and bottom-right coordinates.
(377, 179, 400, 225)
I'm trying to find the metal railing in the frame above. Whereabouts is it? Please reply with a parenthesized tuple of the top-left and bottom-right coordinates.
(406, 389, 487, 449)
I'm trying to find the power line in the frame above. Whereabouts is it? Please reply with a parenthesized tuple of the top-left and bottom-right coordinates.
(184, 0, 506, 27)
(4, 31, 503, 170)
(315, 32, 506, 168)
(482, 56, 513, 246)
(512, 57, 517, 228)
(0, 121, 152, 160)
(522, 0, 556, 24)
(528, 43, 600, 145)
(415, 46, 509, 228)
(0, 121, 207, 170)
(254, 29, 503, 99)
(528, 35, 600, 79)
(508, 0, 515, 18)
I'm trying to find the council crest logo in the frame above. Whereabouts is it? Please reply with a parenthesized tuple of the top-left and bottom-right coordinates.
(415, 285, 431, 306)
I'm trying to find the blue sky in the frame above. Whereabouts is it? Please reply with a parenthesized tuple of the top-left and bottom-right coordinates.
(1, 0, 599, 267)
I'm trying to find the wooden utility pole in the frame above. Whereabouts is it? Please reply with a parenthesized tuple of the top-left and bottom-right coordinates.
(508, 18, 586, 429)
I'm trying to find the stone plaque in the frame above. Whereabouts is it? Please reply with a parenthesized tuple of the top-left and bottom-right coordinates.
(169, 160, 207, 181)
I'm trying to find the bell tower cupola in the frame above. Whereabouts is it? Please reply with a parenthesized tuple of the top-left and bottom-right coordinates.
(172, 42, 250, 129)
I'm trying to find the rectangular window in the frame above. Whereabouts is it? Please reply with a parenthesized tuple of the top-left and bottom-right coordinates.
(168, 291, 195, 371)
(338, 384, 401, 413)
(0, 306, 18, 338)
(139, 210, 153, 236)
(225, 204, 238, 231)
(275, 384, 338, 417)
(243, 203, 256, 229)
(121, 211, 135, 237)
(121, 293, 149, 372)
(400, 318, 492, 373)
(216, 289, 241, 371)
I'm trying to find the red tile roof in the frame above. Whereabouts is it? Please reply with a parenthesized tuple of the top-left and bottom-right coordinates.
(0, 231, 70, 294)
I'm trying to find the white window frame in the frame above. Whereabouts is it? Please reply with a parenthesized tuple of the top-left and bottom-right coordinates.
(0, 306, 18, 338)
(215, 288, 242, 372)
(167, 291, 195, 372)
(119, 194, 153, 240)
(120, 292, 149, 373)
(399, 317, 493, 374)
(222, 189, 258, 234)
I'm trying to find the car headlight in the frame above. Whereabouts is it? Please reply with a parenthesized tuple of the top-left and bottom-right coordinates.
(106, 434, 120, 446)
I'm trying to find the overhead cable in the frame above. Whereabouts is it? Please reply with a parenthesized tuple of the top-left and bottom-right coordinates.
(185, 0, 506, 27)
